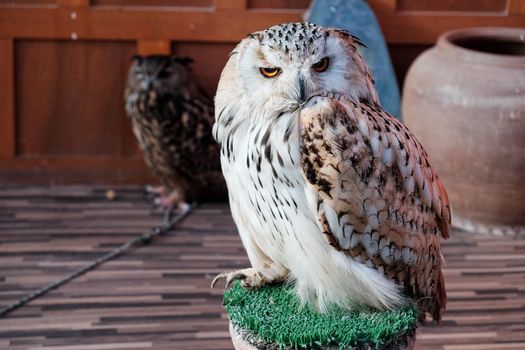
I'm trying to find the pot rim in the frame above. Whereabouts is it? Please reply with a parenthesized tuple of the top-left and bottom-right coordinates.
(437, 27, 525, 67)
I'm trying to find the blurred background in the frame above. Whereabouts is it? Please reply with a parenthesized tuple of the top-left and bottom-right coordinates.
(1, 2, 525, 349)
(1, 0, 523, 185)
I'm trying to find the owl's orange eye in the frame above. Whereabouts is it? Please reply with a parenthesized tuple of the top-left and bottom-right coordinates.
(259, 67, 281, 78)
(312, 57, 330, 72)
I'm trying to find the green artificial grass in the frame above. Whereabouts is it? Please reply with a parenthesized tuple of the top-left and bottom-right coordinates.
(224, 282, 418, 349)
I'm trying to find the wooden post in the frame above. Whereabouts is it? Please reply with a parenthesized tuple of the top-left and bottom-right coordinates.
(214, 0, 246, 11)
(57, 0, 90, 7)
(382, 0, 397, 11)
(368, 0, 397, 13)
(137, 40, 172, 56)
(0, 39, 15, 159)
(508, 0, 525, 15)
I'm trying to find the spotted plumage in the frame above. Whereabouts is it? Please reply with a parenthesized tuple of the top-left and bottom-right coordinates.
(125, 55, 226, 207)
(212, 23, 450, 322)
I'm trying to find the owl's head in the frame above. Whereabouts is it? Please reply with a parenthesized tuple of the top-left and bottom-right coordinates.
(126, 55, 194, 97)
(217, 23, 378, 114)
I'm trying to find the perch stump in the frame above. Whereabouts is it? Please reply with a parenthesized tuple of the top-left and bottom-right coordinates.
(223, 282, 418, 350)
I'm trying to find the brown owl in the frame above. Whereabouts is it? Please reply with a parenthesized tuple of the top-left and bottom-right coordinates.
(125, 55, 226, 209)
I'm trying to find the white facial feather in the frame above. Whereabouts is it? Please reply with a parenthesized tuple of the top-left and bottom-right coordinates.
(219, 23, 378, 119)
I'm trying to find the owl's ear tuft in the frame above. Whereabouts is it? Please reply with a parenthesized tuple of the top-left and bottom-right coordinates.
(131, 55, 143, 63)
(247, 32, 263, 41)
(332, 29, 367, 48)
(350, 34, 367, 48)
(172, 56, 194, 66)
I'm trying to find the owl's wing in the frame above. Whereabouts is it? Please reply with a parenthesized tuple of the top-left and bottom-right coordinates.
(298, 95, 450, 321)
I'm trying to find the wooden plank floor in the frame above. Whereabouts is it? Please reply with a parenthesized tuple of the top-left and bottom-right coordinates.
(0, 185, 523, 350)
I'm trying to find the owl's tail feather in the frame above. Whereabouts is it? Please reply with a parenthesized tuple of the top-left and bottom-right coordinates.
(436, 178, 451, 240)
(431, 270, 447, 323)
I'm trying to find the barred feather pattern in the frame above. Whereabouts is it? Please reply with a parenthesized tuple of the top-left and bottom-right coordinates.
(300, 93, 450, 321)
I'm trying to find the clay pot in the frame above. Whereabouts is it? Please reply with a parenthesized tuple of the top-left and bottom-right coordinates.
(402, 27, 525, 235)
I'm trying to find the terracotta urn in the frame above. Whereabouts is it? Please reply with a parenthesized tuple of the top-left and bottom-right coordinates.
(402, 27, 525, 235)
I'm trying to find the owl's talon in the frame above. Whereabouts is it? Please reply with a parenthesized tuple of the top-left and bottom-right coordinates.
(177, 201, 191, 213)
(211, 268, 265, 289)
(211, 273, 225, 288)
(211, 272, 240, 289)
(152, 190, 186, 211)
(153, 196, 164, 206)
(145, 185, 165, 195)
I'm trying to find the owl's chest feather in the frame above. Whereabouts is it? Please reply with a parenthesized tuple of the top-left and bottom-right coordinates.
(222, 114, 301, 193)
(221, 114, 316, 258)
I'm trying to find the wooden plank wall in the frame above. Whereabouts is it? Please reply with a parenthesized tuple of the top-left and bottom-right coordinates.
(0, 0, 523, 184)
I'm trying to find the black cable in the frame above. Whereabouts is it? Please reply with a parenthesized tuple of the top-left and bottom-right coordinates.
(0, 202, 196, 318)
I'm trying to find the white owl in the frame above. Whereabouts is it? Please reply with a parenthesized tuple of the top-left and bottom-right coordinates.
(212, 23, 450, 321)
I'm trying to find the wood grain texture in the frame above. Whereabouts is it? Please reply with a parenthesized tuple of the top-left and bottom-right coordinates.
(0, 7, 303, 42)
(1, 0, 524, 184)
(396, 0, 508, 12)
(0, 158, 154, 184)
(92, 0, 213, 6)
(172, 42, 234, 97)
(215, 0, 246, 11)
(1, 2, 523, 43)
(0, 185, 524, 349)
(0, 39, 14, 159)
(246, 0, 309, 9)
(14, 40, 136, 157)
(0, 0, 55, 4)
(57, 0, 90, 7)
(509, 0, 525, 14)
(137, 40, 171, 55)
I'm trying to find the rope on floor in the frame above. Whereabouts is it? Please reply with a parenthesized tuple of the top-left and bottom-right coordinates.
(0, 202, 197, 318)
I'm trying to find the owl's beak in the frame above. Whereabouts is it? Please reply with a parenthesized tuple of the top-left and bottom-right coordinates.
(140, 79, 153, 91)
